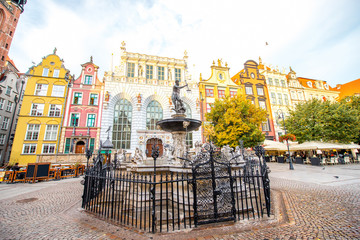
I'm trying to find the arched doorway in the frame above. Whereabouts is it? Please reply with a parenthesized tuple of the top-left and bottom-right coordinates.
(75, 141, 85, 154)
(146, 138, 163, 157)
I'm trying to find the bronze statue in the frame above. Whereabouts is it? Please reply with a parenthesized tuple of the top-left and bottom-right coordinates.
(171, 80, 188, 114)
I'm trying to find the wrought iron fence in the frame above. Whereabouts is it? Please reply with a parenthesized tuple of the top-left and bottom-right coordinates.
(82, 144, 271, 233)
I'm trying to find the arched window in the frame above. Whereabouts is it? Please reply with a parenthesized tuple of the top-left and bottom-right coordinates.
(146, 100, 163, 130)
(183, 102, 193, 148)
(113, 99, 132, 149)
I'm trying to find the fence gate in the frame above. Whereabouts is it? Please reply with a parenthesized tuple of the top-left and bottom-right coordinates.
(192, 151, 236, 226)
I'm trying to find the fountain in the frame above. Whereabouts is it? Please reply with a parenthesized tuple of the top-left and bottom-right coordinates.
(156, 80, 202, 163)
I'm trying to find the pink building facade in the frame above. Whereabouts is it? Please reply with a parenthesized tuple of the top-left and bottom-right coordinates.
(59, 58, 104, 154)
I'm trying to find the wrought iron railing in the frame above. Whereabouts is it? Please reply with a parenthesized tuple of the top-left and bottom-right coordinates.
(82, 144, 271, 233)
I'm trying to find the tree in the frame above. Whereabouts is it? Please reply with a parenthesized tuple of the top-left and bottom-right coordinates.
(285, 98, 360, 143)
(205, 95, 267, 148)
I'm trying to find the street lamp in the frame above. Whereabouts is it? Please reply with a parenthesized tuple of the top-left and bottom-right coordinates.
(277, 109, 294, 170)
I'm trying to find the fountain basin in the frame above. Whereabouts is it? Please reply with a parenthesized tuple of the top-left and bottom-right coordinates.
(156, 118, 202, 132)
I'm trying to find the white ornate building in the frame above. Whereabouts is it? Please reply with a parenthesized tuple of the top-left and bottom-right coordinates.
(100, 42, 201, 158)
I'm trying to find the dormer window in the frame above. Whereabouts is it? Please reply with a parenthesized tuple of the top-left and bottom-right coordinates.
(324, 84, 329, 90)
(84, 75, 93, 85)
(307, 81, 312, 87)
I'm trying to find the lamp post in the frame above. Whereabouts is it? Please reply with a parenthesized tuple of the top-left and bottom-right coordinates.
(277, 109, 294, 170)
(85, 147, 93, 170)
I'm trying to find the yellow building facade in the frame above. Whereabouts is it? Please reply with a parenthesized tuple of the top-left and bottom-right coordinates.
(10, 50, 70, 165)
(199, 59, 242, 142)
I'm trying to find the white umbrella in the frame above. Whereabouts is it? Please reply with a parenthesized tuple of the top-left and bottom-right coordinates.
(263, 140, 288, 151)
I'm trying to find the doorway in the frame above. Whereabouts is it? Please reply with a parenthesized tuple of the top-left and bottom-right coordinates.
(75, 141, 85, 154)
(146, 138, 163, 157)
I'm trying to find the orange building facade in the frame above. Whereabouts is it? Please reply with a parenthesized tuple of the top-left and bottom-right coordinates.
(231, 60, 275, 141)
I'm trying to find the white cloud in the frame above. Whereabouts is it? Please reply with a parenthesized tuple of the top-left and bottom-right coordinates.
(8, 0, 360, 86)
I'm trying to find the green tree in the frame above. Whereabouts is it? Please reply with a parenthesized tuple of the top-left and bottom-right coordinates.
(285, 98, 360, 143)
(205, 95, 267, 148)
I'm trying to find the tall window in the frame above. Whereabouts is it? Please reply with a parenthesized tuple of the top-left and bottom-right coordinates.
(184, 102, 193, 148)
(87, 114, 96, 127)
(89, 93, 98, 105)
(25, 124, 40, 140)
(281, 79, 286, 87)
(259, 100, 266, 110)
(127, 63, 135, 77)
(113, 99, 132, 149)
(42, 68, 49, 77)
(230, 90, 237, 98)
(284, 94, 289, 105)
(0, 134, 5, 145)
(35, 84, 48, 96)
(262, 120, 270, 131)
(277, 93, 283, 105)
(275, 79, 280, 86)
(31, 104, 44, 116)
(52, 85, 65, 97)
(53, 69, 60, 78)
(70, 113, 80, 127)
(271, 92, 276, 104)
(44, 125, 58, 140)
(146, 100, 163, 130)
(146, 65, 153, 79)
(89, 138, 95, 152)
(0, 98, 4, 109)
(73, 92, 82, 104)
(23, 144, 37, 154)
(6, 101, 13, 112)
(49, 104, 62, 117)
(257, 87, 264, 96)
(218, 90, 225, 98)
(206, 103, 212, 113)
(268, 78, 273, 85)
(175, 68, 181, 81)
(158, 66, 164, 80)
(64, 138, 71, 153)
(6, 86, 11, 95)
(245, 86, 253, 95)
(42, 144, 56, 154)
(84, 75, 93, 85)
(205, 89, 214, 97)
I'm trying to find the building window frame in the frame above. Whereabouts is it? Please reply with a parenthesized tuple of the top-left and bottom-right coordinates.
(175, 68, 181, 81)
(146, 100, 163, 130)
(22, 144, 37, 154)
(53, 69, 60, 78)
(218, 90, 225, 98)
(44, 124, 59, 141)
(30, 103, 44, 116)
(0, 134, 6, 145)
(127, 63, 135, 78)
(87, 114, 96, 127)
(49, 104, 62, 117)
(25, 124, 40, 140)
(113, 99, 133, 149)
(6, 101, 13, 112)
(42, 144, 56, 154)
(73, 92, 82, 105)
(157, 66, 164, 80)
(84, 75, 93, 85)
(51, 85, 65, 97)
(245, 86, 253, 95)
(146, 65, 153, 79)
(70, 113, 80, 127)
(35, 84, 48, 96)
(89, 93, 98, 106)
(205, 88, 214, 97)
(0, 98, 4, 109)
(42, 68, 49, 77)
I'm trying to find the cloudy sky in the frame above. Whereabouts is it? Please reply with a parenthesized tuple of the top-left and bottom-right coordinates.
(9, 0, 360, 86)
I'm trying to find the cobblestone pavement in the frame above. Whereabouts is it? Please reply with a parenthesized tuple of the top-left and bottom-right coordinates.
(0, 163, 359, 240)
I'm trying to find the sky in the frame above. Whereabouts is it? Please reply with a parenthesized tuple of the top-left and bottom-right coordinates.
(9, 0, 360, 87)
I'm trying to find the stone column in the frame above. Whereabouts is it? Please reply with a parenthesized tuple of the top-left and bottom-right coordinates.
(171, 131, 187, 163)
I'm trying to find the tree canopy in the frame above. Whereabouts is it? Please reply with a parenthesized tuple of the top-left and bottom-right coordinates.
(205, 95, 267, 148)
(285, 97, 360, 144)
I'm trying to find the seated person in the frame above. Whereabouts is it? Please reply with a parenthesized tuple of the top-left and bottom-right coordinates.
(11, 163, 20, 171)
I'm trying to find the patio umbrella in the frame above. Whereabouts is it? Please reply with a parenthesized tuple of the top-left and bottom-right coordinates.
(263, 140, 288, 151)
